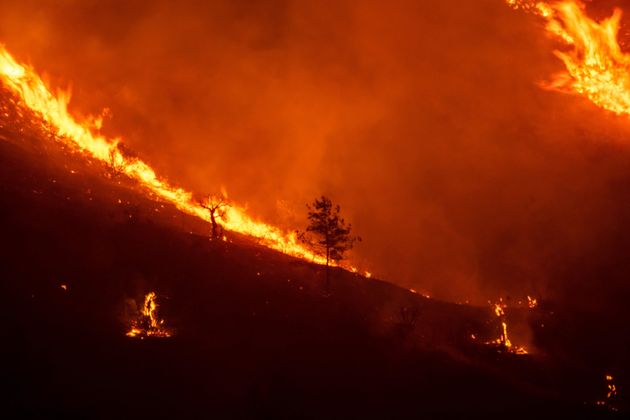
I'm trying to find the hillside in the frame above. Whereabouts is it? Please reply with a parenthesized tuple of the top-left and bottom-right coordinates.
(0, 87, 622, 418)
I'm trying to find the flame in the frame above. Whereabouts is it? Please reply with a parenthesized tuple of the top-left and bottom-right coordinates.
(507, 1, 630, 117)
(485, 300, 527, 354)
(0, 45, 366, 271)
(126, 292, 172, 338)
(493, 302, 514, 349)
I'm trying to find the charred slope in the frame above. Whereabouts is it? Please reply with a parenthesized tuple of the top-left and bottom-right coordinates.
(0, 90, 619, 418)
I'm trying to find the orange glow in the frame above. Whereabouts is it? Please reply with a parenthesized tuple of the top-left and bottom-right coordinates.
(126, 292, 172, 338)
(507, 1, 630, 117)
(0, 45, 369, 273)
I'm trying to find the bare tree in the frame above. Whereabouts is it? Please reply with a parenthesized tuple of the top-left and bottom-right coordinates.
(396, 305, 420, 338)
(299, 195, 360, 291)
(201, 195, 228, 239)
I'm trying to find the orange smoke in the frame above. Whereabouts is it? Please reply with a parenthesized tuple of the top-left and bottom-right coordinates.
(0, 44, 353, 269)
(508, 1, 630, 117)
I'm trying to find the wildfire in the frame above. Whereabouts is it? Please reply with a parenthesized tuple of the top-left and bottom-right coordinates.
(126, 292, 172, 338)
(485, 300, 528, 355)
(0, 45, 365, 271)
(507, 0, 630, 117)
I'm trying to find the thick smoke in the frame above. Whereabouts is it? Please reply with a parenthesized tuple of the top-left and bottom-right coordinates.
(2, 0, 630, 305)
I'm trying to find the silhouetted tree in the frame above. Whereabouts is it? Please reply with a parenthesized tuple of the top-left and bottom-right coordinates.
(299, 195, 360, 291)
(201, 195, 228, 239)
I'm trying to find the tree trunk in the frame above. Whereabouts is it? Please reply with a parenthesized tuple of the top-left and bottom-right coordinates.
(210, 212, 217, 239)
(325, 246, 330, 293)
(324, 221, 331, 294)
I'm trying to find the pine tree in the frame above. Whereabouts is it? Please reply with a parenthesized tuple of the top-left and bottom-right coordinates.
(300, 196, 360, 291)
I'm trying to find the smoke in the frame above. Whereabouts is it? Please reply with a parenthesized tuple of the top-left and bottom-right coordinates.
(2, 0, 630, 305)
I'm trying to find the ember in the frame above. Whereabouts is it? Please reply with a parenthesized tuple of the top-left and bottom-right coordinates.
(596, 374, 619, 412)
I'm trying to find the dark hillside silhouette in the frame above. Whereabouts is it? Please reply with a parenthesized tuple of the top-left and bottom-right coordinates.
(0, 88, 625, 417)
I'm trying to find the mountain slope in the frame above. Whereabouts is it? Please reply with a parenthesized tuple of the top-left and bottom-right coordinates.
(0, 88, 618, 418)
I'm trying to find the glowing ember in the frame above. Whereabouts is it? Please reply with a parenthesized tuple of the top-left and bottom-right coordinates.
(126, 292, 172, 338)
(606, 375, 617, 399)
(596, 374, 619, 412)
(0, 45, 365, 271)
(507, 0, 630, 117)
(527, 295, 538, 308)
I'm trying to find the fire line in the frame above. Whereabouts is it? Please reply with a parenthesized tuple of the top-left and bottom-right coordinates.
(0, 44, 360, 271)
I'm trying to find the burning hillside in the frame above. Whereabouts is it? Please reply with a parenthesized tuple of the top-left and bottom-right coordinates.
(3, 0, 630, 304)
(1, 99, 623, 414)
(0, 45, 342, 269)
(1, 0, 630, 417)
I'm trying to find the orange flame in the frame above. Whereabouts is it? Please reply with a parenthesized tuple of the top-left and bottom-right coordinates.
(507, 1, 630, 117)
(486, 300, 527, 354)
(126, 292, 172, 338)
(0, 45, 358, 269)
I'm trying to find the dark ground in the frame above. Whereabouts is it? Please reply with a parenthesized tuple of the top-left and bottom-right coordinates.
(0, 88, 626, 418)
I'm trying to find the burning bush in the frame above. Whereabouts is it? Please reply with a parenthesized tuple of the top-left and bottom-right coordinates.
(126, 292, 173, 339)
